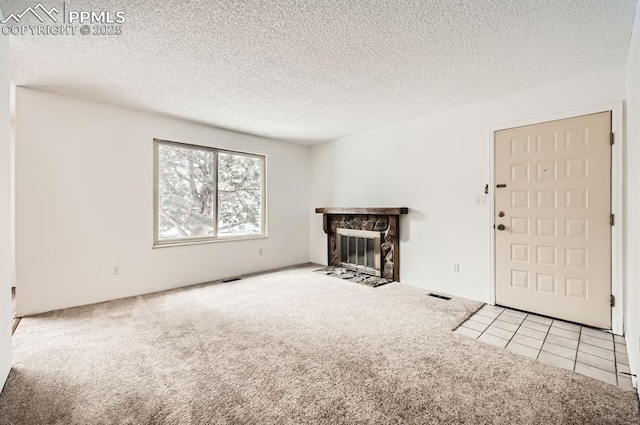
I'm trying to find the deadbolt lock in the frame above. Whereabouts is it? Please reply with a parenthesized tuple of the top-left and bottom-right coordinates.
(498, 211, 505, 217)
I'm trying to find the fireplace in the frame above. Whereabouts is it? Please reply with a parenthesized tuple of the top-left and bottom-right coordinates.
(336, 228, 382, 276)
(316, 207, 408, 281)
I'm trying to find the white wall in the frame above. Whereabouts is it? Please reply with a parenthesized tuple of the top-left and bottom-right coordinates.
(0, 8, 12, 388)
(15, 88, 310, 315)
(310, 67, 626, 304)
(8, 116, 13, 291)
(625, 4, 640, 393)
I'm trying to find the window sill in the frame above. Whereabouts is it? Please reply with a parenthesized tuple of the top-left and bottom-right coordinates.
(152, 234, 267, 249)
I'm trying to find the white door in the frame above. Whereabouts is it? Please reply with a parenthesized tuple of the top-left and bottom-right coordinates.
(494, 112, 612, 328)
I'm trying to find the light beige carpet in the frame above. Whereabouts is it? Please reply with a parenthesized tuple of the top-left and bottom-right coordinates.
(0, 265, 638, 424)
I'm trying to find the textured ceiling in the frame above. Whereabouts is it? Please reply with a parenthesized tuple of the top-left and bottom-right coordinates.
(4, 0, 638, 144)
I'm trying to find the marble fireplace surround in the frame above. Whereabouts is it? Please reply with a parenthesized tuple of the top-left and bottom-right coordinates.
(315, 207, 409, 281)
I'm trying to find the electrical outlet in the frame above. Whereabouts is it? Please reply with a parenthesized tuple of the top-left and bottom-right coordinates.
(258, 248, 263, 255)
(113, 266, 120, 275)
(452, 263, 460, 273)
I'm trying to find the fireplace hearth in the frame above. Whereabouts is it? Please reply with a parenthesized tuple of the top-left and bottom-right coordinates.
(315, 207, 408, 281)
(314, 266, 392, 288)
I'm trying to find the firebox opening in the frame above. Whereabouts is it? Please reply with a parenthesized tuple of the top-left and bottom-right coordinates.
(336, 228, 382, 276)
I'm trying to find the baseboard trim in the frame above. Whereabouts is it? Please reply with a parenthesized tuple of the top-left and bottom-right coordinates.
(11, 317, 21, 335)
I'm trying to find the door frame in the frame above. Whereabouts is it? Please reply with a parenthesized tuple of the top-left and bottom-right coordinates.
(489, 102, 624, 335)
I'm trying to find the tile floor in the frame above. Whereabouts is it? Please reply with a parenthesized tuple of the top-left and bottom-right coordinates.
(454, 304, 634, 390)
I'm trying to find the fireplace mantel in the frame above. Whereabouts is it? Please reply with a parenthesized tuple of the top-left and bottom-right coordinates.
(315, 207, 408, 215)
(315, 207, 408, 281)
(316, 207, 408, 236)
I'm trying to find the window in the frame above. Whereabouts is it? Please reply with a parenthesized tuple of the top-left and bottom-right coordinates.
(153, 139, 266, 246)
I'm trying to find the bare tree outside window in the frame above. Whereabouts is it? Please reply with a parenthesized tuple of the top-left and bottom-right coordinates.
(218, 152, 263, 236)
(154, 140, 265, 246)
(157, 145, 215, 240)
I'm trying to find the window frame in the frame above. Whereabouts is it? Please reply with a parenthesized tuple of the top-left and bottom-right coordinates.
(153, 138, 267, 248)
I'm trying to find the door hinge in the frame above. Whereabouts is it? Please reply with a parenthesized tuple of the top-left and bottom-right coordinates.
(610, 133, 614, 145)
(610, 295, 615, 307)
(610, 214, 615, 226)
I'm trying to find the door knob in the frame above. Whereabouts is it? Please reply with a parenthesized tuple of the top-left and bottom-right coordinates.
(497, 224, 506, 231)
